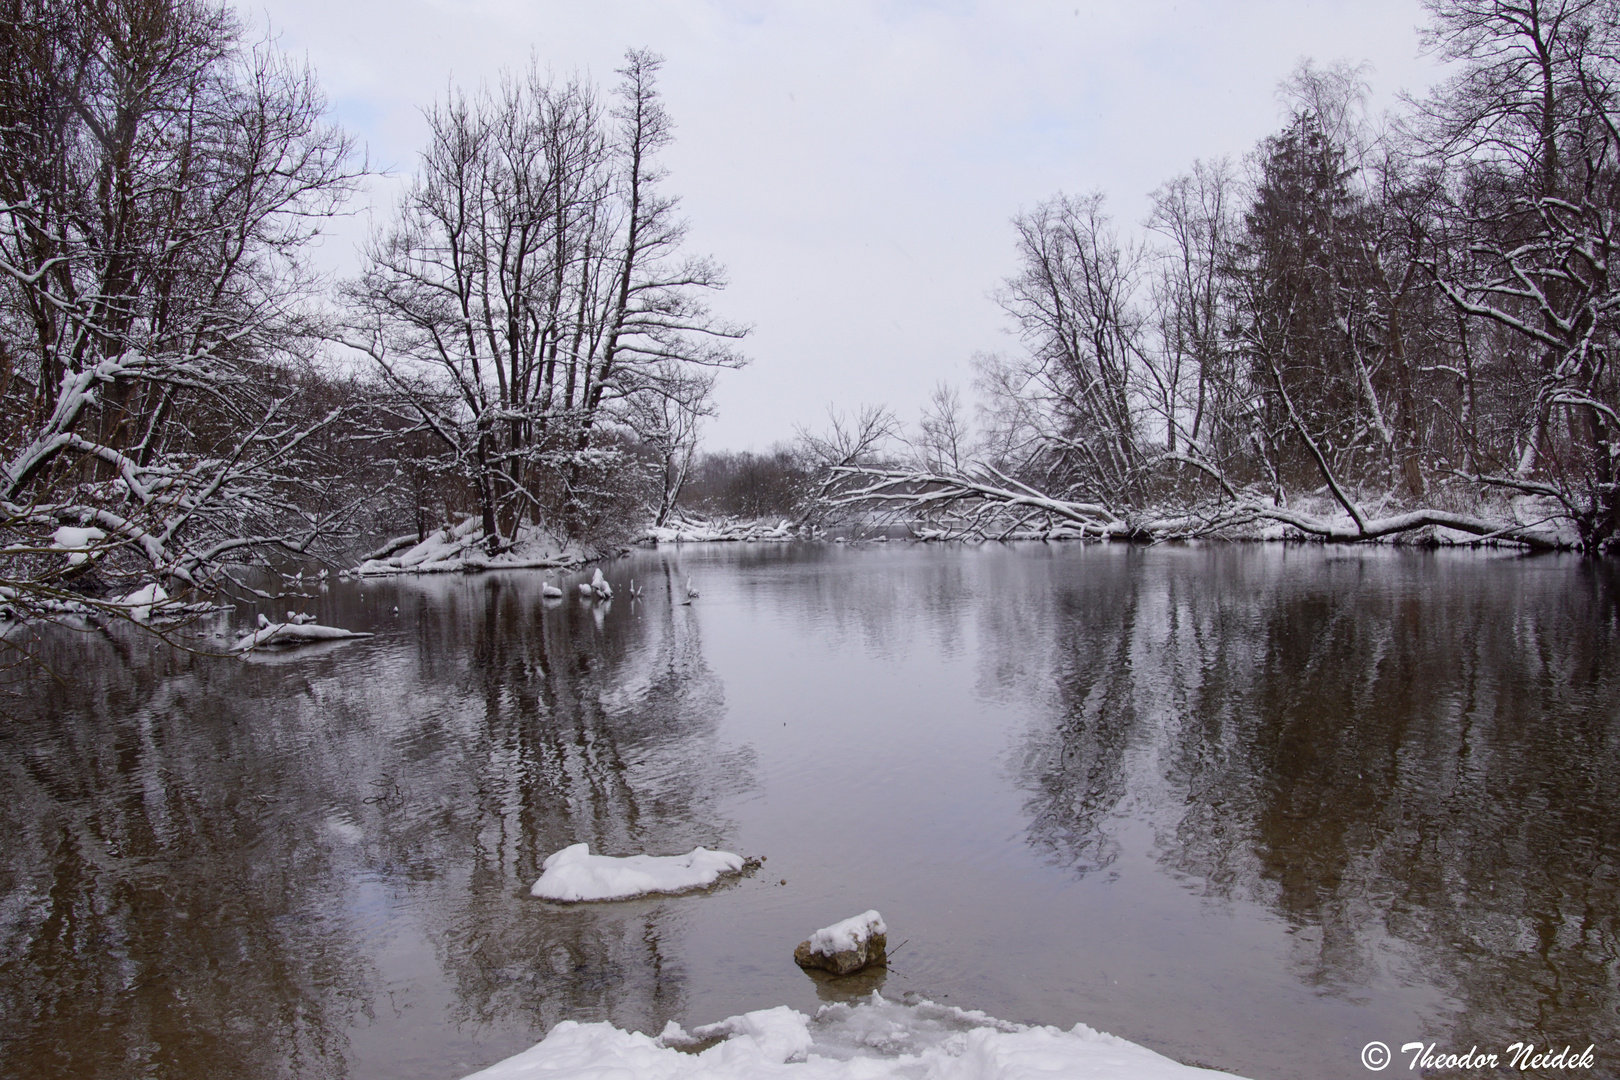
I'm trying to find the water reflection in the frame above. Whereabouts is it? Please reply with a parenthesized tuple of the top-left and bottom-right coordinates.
(0, 570, 754, 1078)
(1, 547, 1617, 1080)
(0, 653, 369, 1080)
(1007, 549, 1620, 1070)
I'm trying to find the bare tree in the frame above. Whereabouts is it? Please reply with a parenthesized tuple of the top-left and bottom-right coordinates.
(797, 403, 900, 472)
(0, 0, 360, 624)
(990, 192, 1148, 507)
(1145, 158, 1241, 469)
(1415, 0, 1620, 548)
(676, 446, 806, 519)
(827, 56, 1573, 550)
(625, 362, 715, 527)
(348, 49, 745, 548)
(911, 381, 972, 473)
(794, 403, 899, 525)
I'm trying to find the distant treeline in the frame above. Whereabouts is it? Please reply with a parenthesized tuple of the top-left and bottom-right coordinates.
(676, 448, 808, 520)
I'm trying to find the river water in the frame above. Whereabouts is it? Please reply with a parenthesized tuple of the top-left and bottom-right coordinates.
(1, 543, 1616, 1079)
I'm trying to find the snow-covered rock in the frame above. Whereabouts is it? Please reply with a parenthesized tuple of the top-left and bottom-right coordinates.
(794, 911, 887, 976)
(459, 992, 1249, 1079)
(529, 843, 747, 902)
(120, 583, 168, 622)
(590, 567, 612, 599)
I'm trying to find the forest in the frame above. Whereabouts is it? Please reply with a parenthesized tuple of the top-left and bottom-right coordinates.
(840, 5, 1620, 552)
(5, 0, 1620, 627)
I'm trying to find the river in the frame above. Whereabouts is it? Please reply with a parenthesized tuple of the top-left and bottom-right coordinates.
(2, 543, 1616, 1079)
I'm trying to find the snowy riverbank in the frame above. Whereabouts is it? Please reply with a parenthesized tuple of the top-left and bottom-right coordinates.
(639, 515, 803, 544)
(353, 519, 585, 575)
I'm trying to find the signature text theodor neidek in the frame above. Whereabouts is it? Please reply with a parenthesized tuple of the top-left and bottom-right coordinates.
(1393, 1041, 1597, 1072)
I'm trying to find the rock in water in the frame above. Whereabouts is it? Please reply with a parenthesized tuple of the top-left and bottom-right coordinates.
(793, 910, 887, 975)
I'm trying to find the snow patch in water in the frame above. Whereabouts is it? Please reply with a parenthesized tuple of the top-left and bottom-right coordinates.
(529, 843, 746, 902)
(120, 583, 168, 622)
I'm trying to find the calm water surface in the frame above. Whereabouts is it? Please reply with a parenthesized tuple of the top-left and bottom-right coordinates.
(2, 544, 1617, 1079)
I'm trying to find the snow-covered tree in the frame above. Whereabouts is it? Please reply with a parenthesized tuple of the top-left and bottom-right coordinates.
(1415, 0, 1620, 548)
(0, 0, 361, 626)
(348, 49, 746, 549)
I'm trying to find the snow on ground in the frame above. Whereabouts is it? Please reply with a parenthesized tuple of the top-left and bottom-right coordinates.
(355, 519, 582, 575)
(806, 911, 885, 956)
(529, 843, 747, 902)
(460, 992, 1248, 1080)
(641, 517, 801, 544)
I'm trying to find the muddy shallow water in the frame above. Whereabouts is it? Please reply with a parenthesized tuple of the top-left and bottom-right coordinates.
(2, 543, 1617, 1079)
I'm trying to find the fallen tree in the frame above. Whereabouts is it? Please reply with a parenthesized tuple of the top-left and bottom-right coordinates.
(824, 461, 1573, 550)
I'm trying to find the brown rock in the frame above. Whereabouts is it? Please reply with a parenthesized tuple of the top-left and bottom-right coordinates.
(794, 931, 886, 975)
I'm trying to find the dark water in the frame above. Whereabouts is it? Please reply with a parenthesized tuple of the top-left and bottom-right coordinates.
(2, 544, 1617, 1079)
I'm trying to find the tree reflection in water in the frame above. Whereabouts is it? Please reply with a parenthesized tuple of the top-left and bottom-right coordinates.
(1011, 549, 1620, 1070)
(0, 569, 753, 1079)
(0, 642, 368, 1080)
(3, 548, 1618, 1080)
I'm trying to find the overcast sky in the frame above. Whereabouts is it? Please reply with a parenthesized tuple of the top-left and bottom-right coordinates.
(259, 0, 1450, 452)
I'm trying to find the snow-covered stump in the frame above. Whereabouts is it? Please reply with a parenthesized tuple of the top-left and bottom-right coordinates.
(794, 910, 887, 975)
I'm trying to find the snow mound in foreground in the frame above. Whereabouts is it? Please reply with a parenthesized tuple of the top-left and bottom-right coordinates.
(530, 843, 746, 902)
(462, 993, 1247, 1079)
